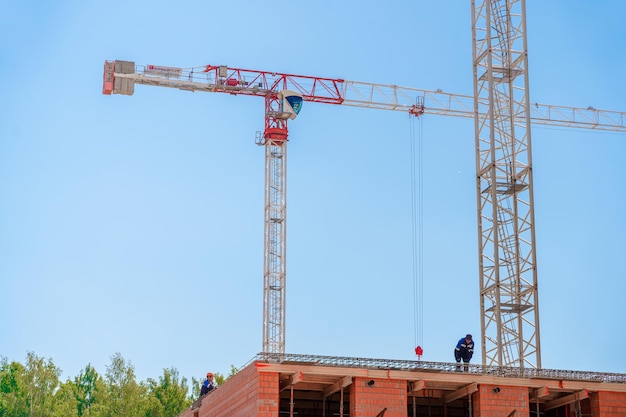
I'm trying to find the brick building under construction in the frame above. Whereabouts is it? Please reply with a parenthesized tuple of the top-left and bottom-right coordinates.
(180, 353, 626, 417)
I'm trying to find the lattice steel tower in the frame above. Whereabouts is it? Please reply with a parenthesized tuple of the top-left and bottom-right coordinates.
(258, 93, 290, 355)
(472, 0, 541, 368)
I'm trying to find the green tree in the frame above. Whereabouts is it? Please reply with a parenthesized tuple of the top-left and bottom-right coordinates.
(189, 377, 200, 401)
(24, 352, 62, 417)
(74, 364, 100, 416)
(66, 363, 109, 417)
(53, 365, 109, 417)
(0, 352, 63, 417)
(144, 368, 190, 417)
(0, 357, 28, 417)
(2, 353, 222, 417)
(102, 353, 146, 417)
(52, 380, 78, 417)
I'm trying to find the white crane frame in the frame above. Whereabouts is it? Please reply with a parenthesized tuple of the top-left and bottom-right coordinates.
(472, 0, 541, 368)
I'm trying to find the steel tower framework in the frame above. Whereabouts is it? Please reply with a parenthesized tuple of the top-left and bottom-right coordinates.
(472, 0, 540, 368)
(259, 94, 290, 354)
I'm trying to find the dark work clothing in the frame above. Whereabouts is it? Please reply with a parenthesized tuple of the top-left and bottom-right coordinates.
(200, 379, 215, 397)
(454, 337, 474, 363)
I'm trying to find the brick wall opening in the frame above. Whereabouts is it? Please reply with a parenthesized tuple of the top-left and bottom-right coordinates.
(407, 398, 470, 416)
(279, 389, 350, 416)
(544, 398, 590, 417)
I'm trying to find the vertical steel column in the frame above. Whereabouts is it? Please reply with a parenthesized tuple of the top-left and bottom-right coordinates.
(340, 387, 344, 417)
(471, 0, 541, 368)
(262, 94, 288, 354)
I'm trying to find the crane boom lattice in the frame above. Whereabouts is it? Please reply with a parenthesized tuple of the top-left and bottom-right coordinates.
(104, 62, 626, 132)
(102, 42, 626, 359)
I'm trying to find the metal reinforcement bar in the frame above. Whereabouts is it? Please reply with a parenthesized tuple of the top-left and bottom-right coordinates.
(251, 352, 626, 384)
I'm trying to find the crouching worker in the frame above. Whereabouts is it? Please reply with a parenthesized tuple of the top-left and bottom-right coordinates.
(454, 334, 474, 371)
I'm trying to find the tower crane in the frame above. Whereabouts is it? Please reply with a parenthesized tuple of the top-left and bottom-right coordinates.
(102, 2, 626, 370)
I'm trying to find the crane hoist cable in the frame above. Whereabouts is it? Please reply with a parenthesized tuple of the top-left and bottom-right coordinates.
(409, 113, 424, 359)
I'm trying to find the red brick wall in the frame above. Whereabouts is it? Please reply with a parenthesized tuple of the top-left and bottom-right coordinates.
(349, 377, 407, 417)
(256, 370, 280, 417)
(589, 391, 626, 416)
(178, 362, 279, 417)
(473, 384, 529, 416)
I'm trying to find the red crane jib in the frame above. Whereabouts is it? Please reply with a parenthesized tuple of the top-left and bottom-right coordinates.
(102, 60, 346, 105)
(201, 64, 345, 104)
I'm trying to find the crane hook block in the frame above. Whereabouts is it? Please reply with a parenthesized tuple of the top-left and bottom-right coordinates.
(278, 89, 303, 120)
(415, 345, 423, 359)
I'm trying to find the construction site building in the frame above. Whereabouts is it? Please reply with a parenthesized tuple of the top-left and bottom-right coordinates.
(180, 353, 626, 417)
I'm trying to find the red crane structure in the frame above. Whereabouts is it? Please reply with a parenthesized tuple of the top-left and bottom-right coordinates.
(102, 4, 626, 370)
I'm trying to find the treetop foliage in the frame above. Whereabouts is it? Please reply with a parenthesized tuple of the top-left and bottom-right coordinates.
(0, 352, 237, 417)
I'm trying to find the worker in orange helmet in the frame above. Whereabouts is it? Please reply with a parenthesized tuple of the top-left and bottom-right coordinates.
(200, 371, 216, 397)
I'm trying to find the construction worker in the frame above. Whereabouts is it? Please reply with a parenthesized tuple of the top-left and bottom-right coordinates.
(200, 372, 216, 397)
(454, 334, 474, 371)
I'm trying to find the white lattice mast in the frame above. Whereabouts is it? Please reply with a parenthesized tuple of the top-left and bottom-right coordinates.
(259, 93, 290, 354)
(472, 0, 541, 369)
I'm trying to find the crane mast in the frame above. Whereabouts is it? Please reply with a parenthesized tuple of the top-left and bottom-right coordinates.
(472, 0, 539, 369)
(103, 53, 626, 360)
(259, 94, 289, 355)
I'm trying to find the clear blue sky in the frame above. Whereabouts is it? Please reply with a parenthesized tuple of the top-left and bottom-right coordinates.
(1, 1, 625, 385)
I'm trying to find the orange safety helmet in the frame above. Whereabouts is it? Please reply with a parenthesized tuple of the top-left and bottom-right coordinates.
(206, 372, 214, 378)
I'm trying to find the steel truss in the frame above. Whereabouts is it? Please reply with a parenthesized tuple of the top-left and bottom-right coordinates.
(252, 352, 626, 384)
(259, 94, 289, 354)
(472, 0, 540, 369)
